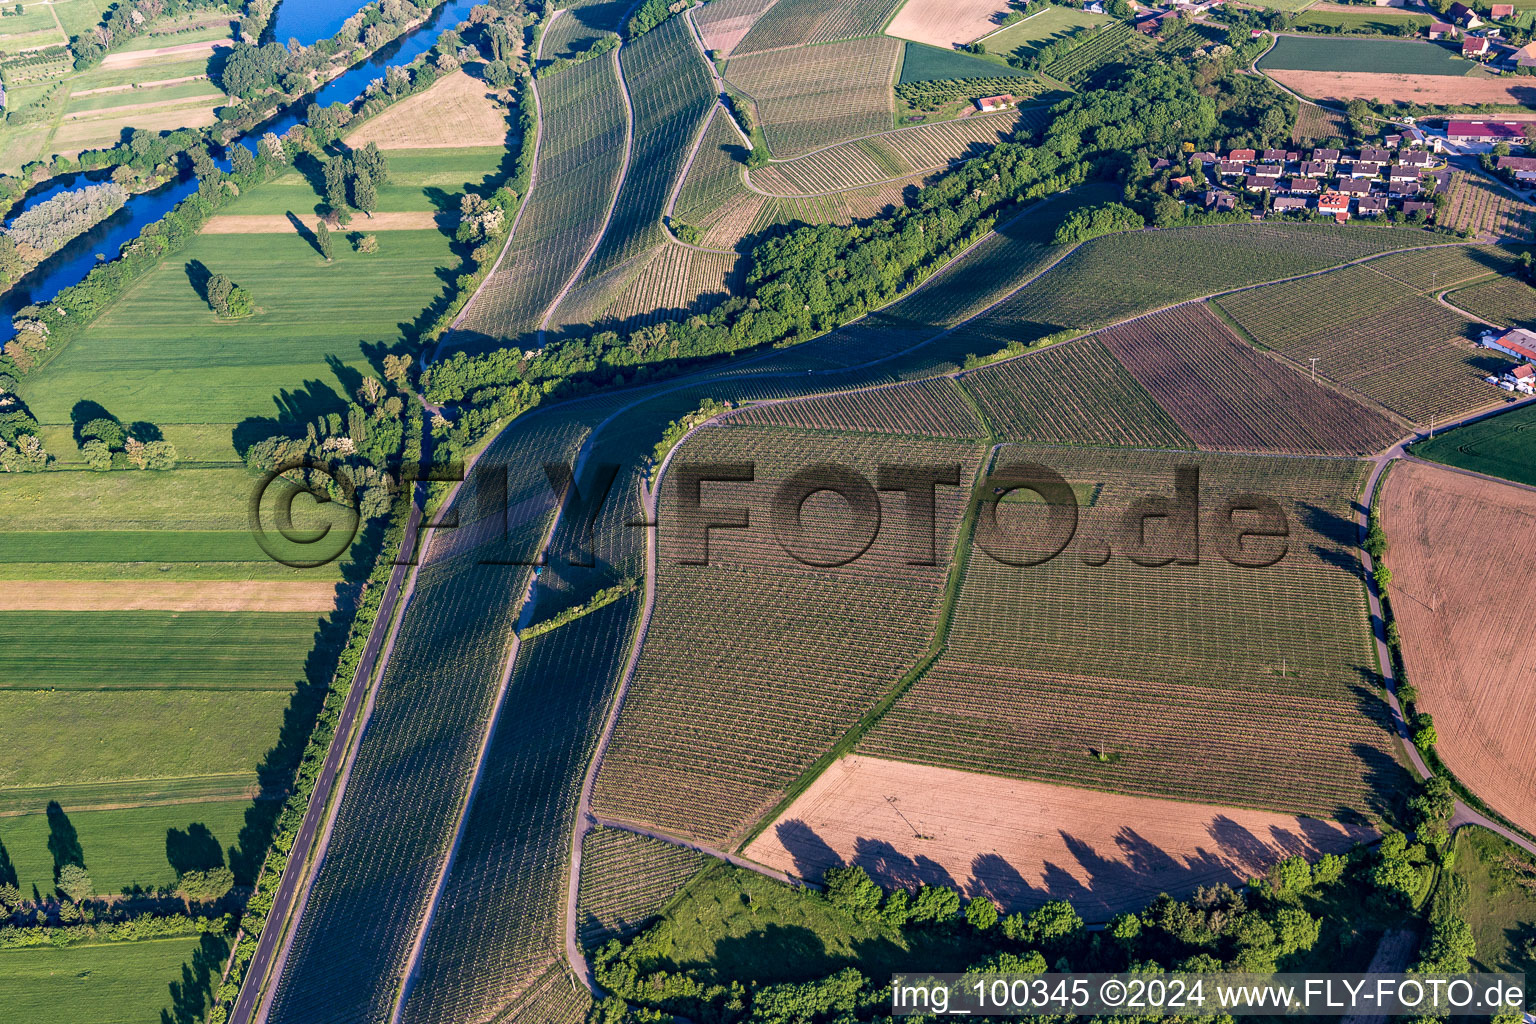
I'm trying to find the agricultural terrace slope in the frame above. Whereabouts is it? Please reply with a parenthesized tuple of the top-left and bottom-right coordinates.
(401, 596, 642, 1024)
(732, 0, 905, 54)
(725, 36, 902, 158)
(577, 826, 708, 947)
(749, 108, 1039, 195)
(695, 0, 778, 56)
(454, 55, 626, 346)
(550, 16, 716, 331)
(885, 0, 1016, 48)
(344, 70, 511, 149)
(1095, 304, 1404, 456)
(264, 410, 592, 1024)
(939, 222, 1430, 357)
(593, 427, 987, 847)
(1380, 461, 1536, 835)
(1213, 259, 1505, 423)
(864, 446, 1411, 820)
(745, 755, 1376, 917)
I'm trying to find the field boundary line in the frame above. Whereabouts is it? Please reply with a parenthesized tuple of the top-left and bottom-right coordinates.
(972, 6, 1048, 45)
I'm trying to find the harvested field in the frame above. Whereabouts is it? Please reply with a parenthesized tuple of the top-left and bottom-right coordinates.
(1096, 304, 1405, 455)
(1213, 261, 1507, 422)
(885, 0, 1015, 48)
(1292, 102, 1350, 144)
(1380, 460, 1536, 835)
(4, 579, 339, 611)
(1267, 69, 1536, 106)
(344, 70, 509, 149)
(727, 377, 984, 437)
(733, 0, 905, 54)
(1440, 173, 1536, 243)
(1447, 274, 1536, 327)
(725, 36, 901, 158)
(201, 211, 444, 232)
(97, 38, 229, 67)
(863, 445, 1411, 819)
(959, 338, 1194, 449)
(49, 100, 220, 154)
(593, 428, 987, 847)
(577, 826, 706, 946)
(745, 755, 1376, 917)
(694, 0, 777, 56)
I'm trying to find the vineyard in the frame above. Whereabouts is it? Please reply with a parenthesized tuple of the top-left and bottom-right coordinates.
(1291, 101, 1350, 143)
(457, 55, 627, 343)
(576, 826, 706, 947)
(1362, 244, 1520, 293)
(400, 596, 642, 1024)
(542, 0, 626, 59)
(726, 377, 985, 437)
(863, 445, 1409, 819)
(1095, 304, 1405, 455)
(1447, 274, 1536, 327)
(724, 36, 902, 158)
(674, 107, 749, 225)
(746, 172, 927, 237)
(1213, 261, 1502, 422)
(592, 426, 987, 846)
(597, 242, 742, 328)
(731, 0, 905, 54)
(1040, 22, 1136, 84)
(694, 0, 777, 56)
(1440, 172, 1536, 242)
(938, 222, 1428, 354)
(556, 15, 715, 306)
(959, 338, 1195, 449)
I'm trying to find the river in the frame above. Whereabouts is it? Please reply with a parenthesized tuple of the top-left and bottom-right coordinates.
(1, 0, 481, 335)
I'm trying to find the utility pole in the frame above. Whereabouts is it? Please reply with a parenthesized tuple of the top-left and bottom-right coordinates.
(1309, 356, 1319, 382)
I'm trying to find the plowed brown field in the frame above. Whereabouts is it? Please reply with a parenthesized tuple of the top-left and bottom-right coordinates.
(744, 755, 1375, 918)
(1269, 69, 1536, 106)
(1382, 460, 1536, 834)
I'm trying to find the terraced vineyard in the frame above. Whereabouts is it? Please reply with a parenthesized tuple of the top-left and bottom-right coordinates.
(400, 596, 642, 1024)
(456, 55, 626, 344)
(553, 15, 715, 326)
(1095, 304, 1405, 455)
(940, 222, 1431, 354)
(576, 826, 706, 947)
(863, 446, 1410, 818)
(959, 338, 1194, 448)
(725, 37, 902, 158)
(749, 109, 1035, 195)
(1448, 274, 1536, 327)
(732, 0, 906, 54)
(1041, 22, 1136, 84)
(592, 427, 987, 846)
(1213, 261, 1503, 422)
(727, 377, 984, 437)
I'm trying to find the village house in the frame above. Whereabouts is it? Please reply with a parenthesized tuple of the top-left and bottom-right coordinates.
(1388, 166, 1421, 184)
(1299, 159, 1329, 177)
(1389, 179, 1424, 197)
(1319, 192, 1351, 221)
(1492, 3, 1515, 17)
(977, 94, 1015, 112)
(1449, 2, 1483, 27)
(1272, 196, 1310, 212)
(1252, 163, 1282, 179)
(1337, 178, 1373, 195)
(1288, 177, 1320, 193)
(1152, 157, 1174, 171)
(1217, 160, 1245, 177)
(1171, 174, 1194, 188)
(1510, 364, 1536, 393)
(1497, 154, 1536, 181)
(1244, 174, 1274, 191)
(1512, 40, 1536, 66)
(1311, 148, 1341, 166)
(1464, 34, 1492, 57)
(1200, 188, 1237, 211)
(1483, 327, 1536, 362)
(1444, 119, 1526, 144)
(1228, 148, 1258, 162)
(1347, 161, 1385, 178)
(1192, 151, 1218, 165)
(1402, 199, 1435, 217)
(1429, 19, 1456, 40)
(1357, 196, 1389, 216)
(1359, 145, 1391, 164)
(1398, 149, 1433, 168)
(1261, 148, 1298, 163)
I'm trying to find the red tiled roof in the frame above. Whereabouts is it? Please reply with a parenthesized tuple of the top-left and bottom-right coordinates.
(1446, 119, 1523, 139)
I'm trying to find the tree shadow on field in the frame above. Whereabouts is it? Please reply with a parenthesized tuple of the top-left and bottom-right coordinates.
(286, 210, 326, 259)
(69, 399, 119, 445)
(232, 378, 349, 456)
(772, 819, 843, 883)
(850, 836, 958, 893)
(160, 931, 229, 1024)
(184, 259, 212, 304)
(709, 923, 850, 987)
(46, 802, 83, 878)
(165, 823, 224, 875)
(969, 852, 1037, 909)
(0, 835, 18, 890)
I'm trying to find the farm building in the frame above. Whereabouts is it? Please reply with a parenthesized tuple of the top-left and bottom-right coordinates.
(1497, 155, 1536, 180)
(1464, 35, 1492, 57)
(1445, 120, 1526, 143)
(976, 95, 1015, 112)
(1492, 3, 1515, 17)
(1514, 40, 1536, 66)
(1483, 327, 1536, 362)
(1449, 2, 1483, 27)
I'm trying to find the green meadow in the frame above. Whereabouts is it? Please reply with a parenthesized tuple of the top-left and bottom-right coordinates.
(1413, 402, 1536, 487)
(0, 935, 220, 1024)
(982, 6, 1112, 58)
(0, 799, 251, 896)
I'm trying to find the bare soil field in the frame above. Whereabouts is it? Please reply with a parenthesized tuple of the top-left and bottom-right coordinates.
(99, 38, 230, 68)
(8, 580, 340, 611)
(344, 69, 510, 149)
(201, 211, 447, 233)
(1381, 460, 1536, 835)
(886, 0, 1014, 48)
(1269, 69, 1536, 106)
(744, 755, 1375, 918)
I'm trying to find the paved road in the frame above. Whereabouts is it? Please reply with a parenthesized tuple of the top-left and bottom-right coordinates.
(227, 484, 429, 1024)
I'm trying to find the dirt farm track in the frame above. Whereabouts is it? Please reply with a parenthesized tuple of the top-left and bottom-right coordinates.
(743, 755, 1375, 919)
(1381, 460, 1536, 836)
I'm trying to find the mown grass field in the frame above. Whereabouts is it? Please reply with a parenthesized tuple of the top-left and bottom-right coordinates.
(896, 39, 1028, 83)
(982, 5, 1112, 58)
(1454, 826, 1536, 984)
(1293, 10, 1431, 34)
(0, 934, 221, 1024)
(0, 799, 251, 895)
(1259, 36, 1474, 76)
(1412, 401, 1536, 486)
